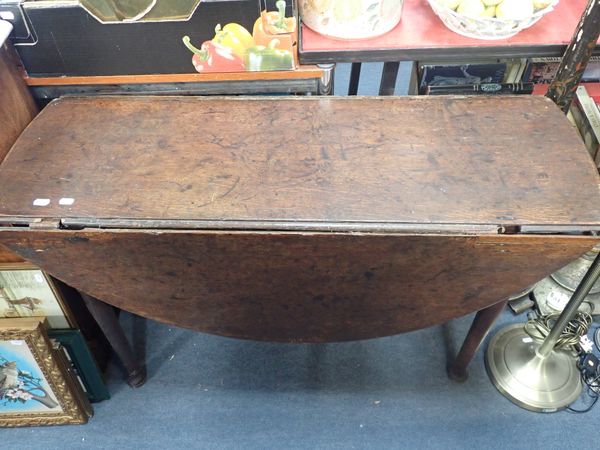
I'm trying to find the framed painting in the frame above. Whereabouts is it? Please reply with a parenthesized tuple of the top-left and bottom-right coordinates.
(0, 264, 77, 329)
(0, 318, 91, 426)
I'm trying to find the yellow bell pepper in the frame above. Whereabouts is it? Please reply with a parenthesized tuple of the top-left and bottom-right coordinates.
(212, 23, 255, 60)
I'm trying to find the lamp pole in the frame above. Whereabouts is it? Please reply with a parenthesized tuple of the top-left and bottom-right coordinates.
(537, 252, 600, 358)
(545, 0, 600, 113)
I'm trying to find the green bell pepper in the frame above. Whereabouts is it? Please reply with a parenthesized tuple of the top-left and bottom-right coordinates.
(245, 39, 294, 71)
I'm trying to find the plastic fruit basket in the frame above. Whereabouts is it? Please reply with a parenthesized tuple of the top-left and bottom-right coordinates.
(299, 0, 405, 40)
(427, 0, 559, 40)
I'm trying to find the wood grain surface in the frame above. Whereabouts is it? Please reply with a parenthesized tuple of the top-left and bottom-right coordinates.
(1, 95, 599, 229)
(23, 66, 324, 86)
(0, 43, 38, 265)
(0, 43, 37, 164)
(0, 230, 596, 342)
(0, 244, 25, 264)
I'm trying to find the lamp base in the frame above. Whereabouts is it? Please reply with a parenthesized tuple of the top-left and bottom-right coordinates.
(485, 324, 582, 413)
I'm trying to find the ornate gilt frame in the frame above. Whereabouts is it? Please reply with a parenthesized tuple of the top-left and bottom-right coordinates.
(0, 318, 91, 426)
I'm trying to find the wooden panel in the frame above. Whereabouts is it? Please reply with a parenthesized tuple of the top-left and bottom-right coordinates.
(0, 43, 37, 266)
(23, 66, 324, 86)
(0, 43, 37, 162)
(0, 95, 599, 228)
(0, 244, 25, 264)
(0, 230, 596, 342)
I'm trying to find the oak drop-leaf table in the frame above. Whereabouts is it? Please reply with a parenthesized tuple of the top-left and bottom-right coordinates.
(1, 95, 599, 383)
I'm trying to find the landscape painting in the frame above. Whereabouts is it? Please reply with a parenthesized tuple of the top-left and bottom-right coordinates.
(0, 268, 70, 329)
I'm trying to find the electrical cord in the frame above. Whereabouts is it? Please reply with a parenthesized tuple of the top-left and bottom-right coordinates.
(524, 311, 593, 354)
(525, 313, 599, 414)
(524, 311, 598, 412)
(568, 322, 600, 413)
(567, 372, 600, 413)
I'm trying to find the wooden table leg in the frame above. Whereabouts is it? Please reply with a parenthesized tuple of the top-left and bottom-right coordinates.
(348, 62, 362, 96)
(379, 61, 400, 95)
(447, 299, 508, 382)
(81, 293, 146, 388)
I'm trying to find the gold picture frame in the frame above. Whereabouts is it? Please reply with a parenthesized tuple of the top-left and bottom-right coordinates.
(0, 318, 92, 427)
(0, 263, 77, 329)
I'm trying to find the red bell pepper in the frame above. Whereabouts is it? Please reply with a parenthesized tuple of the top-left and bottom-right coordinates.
(182, 36, 244, 73)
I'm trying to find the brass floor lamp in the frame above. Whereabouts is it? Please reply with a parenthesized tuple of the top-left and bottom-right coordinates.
(486, 0, 600, 412)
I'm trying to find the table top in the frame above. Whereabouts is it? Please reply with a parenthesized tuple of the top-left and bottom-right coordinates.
(1, 95, 599, 232)
(300, 0, 594, 63)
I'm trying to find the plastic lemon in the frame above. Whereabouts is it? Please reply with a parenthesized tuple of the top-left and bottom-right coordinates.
(482, 0, 502, 5)
(457, 0, 485, 16)
(482, 5, 496, 16)
(437, 0, 460, 9)
(495, 0, 534, 19)
(533, 0, 553, 9)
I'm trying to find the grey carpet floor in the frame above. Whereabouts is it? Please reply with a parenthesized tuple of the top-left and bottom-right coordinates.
(4, 63, 597, 448)
(3, 309, 598, 449)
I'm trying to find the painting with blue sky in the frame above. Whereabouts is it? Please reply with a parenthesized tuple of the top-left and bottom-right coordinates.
(0, 339, 62, 414)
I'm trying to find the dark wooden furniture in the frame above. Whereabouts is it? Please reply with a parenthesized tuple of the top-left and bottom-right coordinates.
(0, 41, 37, 163)
(0, 39, 37, 264)
(0, 40, 140, 386)
(0, 243, 25, 264)
(0, 95, 599, 380)
(79, 293, 145, 387)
